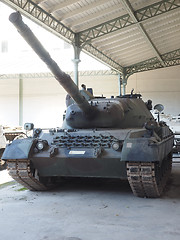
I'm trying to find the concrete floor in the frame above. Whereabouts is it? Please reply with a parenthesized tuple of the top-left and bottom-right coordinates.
(0, 163, 180, 240)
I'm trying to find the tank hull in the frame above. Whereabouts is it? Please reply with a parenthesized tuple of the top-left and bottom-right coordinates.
(2, 128, 173, 180)
(31, 157, 127, 179)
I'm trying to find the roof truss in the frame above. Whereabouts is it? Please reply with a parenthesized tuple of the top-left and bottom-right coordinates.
(125, 48, 180, 77)
(1, 0, 180, 76)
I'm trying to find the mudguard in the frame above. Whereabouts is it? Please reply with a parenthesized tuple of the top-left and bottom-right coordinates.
(121, 138, 159, 162)
(121, 133, 174, 162)
(2, 138, 36, 160)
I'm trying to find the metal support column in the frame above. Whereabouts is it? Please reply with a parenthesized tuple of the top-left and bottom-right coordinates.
(118, 73, 122, 96)
(122, 73, 127, 95)
(72, 34, 81, 87)
(19, 74, 23, 126)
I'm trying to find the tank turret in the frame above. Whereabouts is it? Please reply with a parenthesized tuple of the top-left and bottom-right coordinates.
(9, 12, 151, 129)
(2, 12, 174, 198)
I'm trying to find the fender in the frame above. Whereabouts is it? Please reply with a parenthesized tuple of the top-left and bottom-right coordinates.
(2, 138, 36, 160)
(121, 133, 174, 162)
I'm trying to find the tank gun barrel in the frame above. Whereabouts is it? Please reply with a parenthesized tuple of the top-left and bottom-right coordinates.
(9, 12, 93, 116)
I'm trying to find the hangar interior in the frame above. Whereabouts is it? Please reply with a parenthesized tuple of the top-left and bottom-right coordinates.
(0, 0, 180, 127)
(0, 1, 180, 239)
(0, 66, 180, 127)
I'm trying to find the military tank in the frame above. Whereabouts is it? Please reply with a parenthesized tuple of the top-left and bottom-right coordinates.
(0, 125, 6, 171)
(0, 123, 26, 171)
(2, 12, 174, 197)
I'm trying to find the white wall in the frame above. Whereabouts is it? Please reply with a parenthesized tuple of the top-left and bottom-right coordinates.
(126, 65, 180, 115)
(0, 78, 19, 126)
(0, 74, 119, 127)
(0, 65, 180, 128)
(79, 74, 119, 97)
(22, 77, 67, 128)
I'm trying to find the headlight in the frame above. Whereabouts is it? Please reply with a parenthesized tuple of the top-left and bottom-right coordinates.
(24, 123, 34, 131)
(36, 140, 48, 151)
(112, 141, 120, 151)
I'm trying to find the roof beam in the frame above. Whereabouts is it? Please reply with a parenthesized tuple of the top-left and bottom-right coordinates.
(1, 0, 75, 42)
(136, 0, 180, 21)
(121, 0, 166, 66)
(0, 70, 118, 79)
(1, 0, 179, 75)
(79, 0, 180, 43)
(125, 48, 180, 77)
(1, 0, 123, 73)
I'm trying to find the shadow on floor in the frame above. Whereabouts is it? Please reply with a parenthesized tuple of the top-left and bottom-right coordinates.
(165, 163, 180, 199)
(49, 163, 180, 200)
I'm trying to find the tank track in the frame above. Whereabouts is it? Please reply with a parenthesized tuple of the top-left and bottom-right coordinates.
(7, 159, 47, 191)
(126, 154, 172, 198)
(0, 149, 6, 171)
(6, 155, 172, 196)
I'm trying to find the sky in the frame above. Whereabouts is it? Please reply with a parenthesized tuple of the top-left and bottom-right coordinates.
(0, 2, 109, 74)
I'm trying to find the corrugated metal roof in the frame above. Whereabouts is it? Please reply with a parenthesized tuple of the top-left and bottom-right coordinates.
(1, 0, 180, 78)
